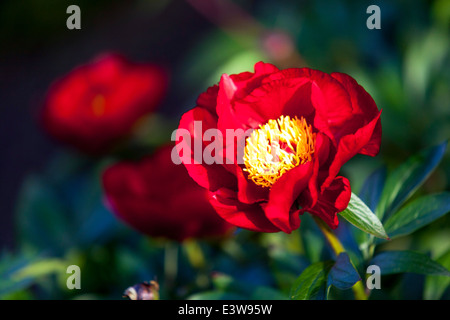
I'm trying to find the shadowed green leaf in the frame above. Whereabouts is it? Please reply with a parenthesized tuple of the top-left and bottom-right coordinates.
(327, 253, 361, 290)
(383, 192, 450, 240)
(0, 252, 66, 298)
(290, 261, 334, 300)
(15, 176, 73, 253)
(376, 141, 447, 220)
(424, 249, 450, 299)
(370, 251, 450, 276)
(359, 166, 387, 212)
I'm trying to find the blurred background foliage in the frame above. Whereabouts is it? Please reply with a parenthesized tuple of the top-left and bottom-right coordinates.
(0, 0, 449, 299)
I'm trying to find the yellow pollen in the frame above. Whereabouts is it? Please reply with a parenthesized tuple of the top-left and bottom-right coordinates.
(91, 94, 106, 116)
(243, 115, 316, 188)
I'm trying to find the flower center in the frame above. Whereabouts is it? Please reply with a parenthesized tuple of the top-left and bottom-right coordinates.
(91, 94, 106, 116)
(243, 115, 316, 188)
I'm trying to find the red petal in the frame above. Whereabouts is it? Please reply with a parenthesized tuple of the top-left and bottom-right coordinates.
(322, 112, 381, 190)
(235, 165, 269, 204)
(233, 78, 314, 125)
(216, 74, 252, 131)
(331, 72, 379, 120)
(232, 61, 280, 99)
(259, 68, 354, 139)
(253, 61, 279, 75)
(196, 85, 219, 114)
(297, 133, 331, 210)
(209, 188, 279, 232)
(308, 176, 351, 229)
(359, 119, 382, 156)
(216, 63, 281, 131)
(264, 161, 314, 233)
(330, 72, 382, 154)
(176, 107, 236, 191)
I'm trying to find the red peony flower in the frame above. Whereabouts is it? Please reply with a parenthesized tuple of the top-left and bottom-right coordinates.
(175, 62, 381, 233)
(42, 53, 168, 154)
(101, 145, 235, 242)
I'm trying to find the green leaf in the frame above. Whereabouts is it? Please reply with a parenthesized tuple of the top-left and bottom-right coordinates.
(15, 176, 74, 253)
(383, 192, 450, 240)
(211, 273, 241, 292)
(298, 213, 326, 263)
(424, 249, 450, 299)
(16, 158, 121, 254)
(0, 252, 67, 298)
(370, 251, 450, 276)
(268, 249, 310, 292)
(327, 253, 361, 290)
(290, 261, 334, 300)
(338, 193, 389, 240)
(376, 141, 447, 221)
(359, 166, 387, 212)
(11, 258, 66, 281)
(0, 253, 37, 298)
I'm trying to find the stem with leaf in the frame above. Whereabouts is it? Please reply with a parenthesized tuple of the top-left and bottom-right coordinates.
(312, 215, 368, 300)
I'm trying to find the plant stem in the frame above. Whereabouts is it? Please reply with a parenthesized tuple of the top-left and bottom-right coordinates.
(312, 215, 368, 300)
(184, 239, 206, 269)
(164, 241, 178, 289)
(312, 215, 345, 255)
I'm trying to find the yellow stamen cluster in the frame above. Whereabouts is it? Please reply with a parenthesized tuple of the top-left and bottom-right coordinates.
(243, 115, 316, 188)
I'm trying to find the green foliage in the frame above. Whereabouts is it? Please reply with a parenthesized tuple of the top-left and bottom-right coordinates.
(290, 261, 334, 300)
(424, 249, 450, 299)
(327, 253, 361, 290)
(289, 141, 449, 300)
(0, 252, 67, 299)
(370, 251, 450, 276)
(383, 192, 450, 240)
(339, 192, 389, 240)
(375, 141, 448, 221)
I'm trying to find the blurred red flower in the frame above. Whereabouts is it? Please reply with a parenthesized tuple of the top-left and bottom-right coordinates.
(176, 62, 381, 233)
(42, 53, 167, 154)
(102, 145, 234, 242)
